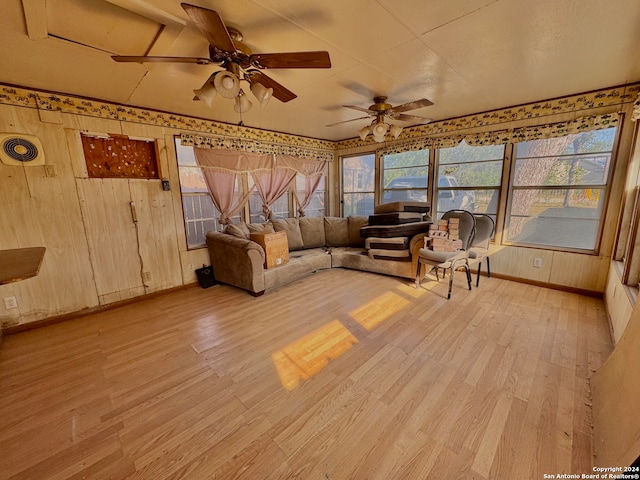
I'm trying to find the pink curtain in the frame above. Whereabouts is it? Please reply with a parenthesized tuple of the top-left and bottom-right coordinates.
(194, 148, 271, 224)
(193, 149, 329, 222)
(278, 155, 329, 217)
(251, 167, 297, 219)
(293, 175, 323, 217)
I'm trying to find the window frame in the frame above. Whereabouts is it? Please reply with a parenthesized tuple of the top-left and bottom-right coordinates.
(340, 153, 376, 217)
(433, 142, 505, 222)
(503, 127, 620, 254)
(380, 149, 430, 206)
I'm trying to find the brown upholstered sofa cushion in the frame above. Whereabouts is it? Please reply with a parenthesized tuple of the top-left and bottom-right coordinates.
(271, 218, 304, 250)
(324, 217, 350, 247)
(299, 217, 326, 248)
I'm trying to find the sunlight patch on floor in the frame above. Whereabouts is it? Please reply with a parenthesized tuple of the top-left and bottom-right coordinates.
(349, 290, 411, 331)
(272, 319, 359, 391)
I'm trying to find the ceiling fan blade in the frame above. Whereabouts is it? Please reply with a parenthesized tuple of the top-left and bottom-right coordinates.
(181, 3, 236, 53)
(326, 116, 371, 127)
(250, 51, 331, 69)
(344, 105, 374, 114)
(249, 71, 297, 102)
(389, 98, 434, 113)
(393, 113, 433, 122)
(112, 55, 213, 64)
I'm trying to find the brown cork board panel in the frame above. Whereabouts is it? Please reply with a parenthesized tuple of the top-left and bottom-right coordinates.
(81, 134, 159, 179)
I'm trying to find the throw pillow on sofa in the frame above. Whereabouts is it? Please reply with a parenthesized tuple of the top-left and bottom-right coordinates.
(247, 222, 275, 234)
(271, 218, 304, 250)
(299, 217, 326, 248)
(224, 222, 250, 240)
(324, 217, 350, 247)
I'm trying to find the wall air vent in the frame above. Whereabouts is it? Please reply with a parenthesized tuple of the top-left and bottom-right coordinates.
(0, 134, 45, 166)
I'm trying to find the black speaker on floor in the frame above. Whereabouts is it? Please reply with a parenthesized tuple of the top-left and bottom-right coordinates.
(195, 265, 216, 288)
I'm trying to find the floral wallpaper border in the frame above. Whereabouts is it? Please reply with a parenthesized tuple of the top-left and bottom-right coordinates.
(0, 84, 336, 154)
(379, 113, 620, 155)
(1, 82, 638, 154)
(179, 134, 333, 161)
(337, 83, 640, 150)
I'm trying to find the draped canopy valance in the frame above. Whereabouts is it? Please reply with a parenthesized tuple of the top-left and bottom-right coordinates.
(180, 133, 334, 162)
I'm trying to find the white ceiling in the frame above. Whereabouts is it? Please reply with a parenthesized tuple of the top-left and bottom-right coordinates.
(2, 0, 640, 141)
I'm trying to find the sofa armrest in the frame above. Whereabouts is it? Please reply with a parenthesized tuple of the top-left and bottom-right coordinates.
(205, 231, 266, 294)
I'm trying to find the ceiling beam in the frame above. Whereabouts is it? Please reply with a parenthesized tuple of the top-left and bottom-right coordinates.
(21, 0, 47, 40)
(104, 0, 186, 62)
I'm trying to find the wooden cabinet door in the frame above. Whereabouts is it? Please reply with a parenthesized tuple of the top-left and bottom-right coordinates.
(76, 178, 144, 305)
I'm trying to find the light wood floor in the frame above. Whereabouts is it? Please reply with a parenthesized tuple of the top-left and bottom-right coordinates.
(0, 269, 613, 480)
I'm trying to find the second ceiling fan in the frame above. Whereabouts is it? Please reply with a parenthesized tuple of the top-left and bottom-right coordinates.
(328, 96, 434, 142)
(112, 3, 332, 111)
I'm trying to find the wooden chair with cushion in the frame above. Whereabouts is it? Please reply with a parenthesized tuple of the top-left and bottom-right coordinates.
(468, 214, 495, 287)
(415, 209, 475, 299)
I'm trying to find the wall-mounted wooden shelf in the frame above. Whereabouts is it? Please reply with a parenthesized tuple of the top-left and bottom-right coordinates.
(0, 247, 46, 285)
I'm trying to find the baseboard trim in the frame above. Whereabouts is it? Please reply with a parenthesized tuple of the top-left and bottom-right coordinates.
(2, 283, 199, 335)
(2, 272, 603, 336)
(487, 272, 603, 298)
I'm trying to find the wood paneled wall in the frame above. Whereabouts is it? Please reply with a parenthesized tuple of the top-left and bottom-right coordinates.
(0, 91, 637, 328)
(0, 104, 208, 327)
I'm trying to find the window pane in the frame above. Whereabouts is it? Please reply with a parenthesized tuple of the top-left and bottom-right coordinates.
(513, 153, 611, 186)
(342, 154, 375, 216)
(436, 188, 479, 213)
(344, 193, 374, 216)
(506, 188, 605, 250)
(382, 150, 429, 206)
(383, 150, 429, 169)
(437, 160, 503, 187)
(516, 128, 616, 159)
(343, 155, 375, 192)
(439, 142, 504, 164)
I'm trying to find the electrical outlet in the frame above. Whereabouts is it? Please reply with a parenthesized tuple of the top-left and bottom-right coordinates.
(187, 263, 194, 271)
(44, 165, 56, 177)
(533, 257, 542, 268)
(143, 271, 152, 282)
(4, 296, 18, 309)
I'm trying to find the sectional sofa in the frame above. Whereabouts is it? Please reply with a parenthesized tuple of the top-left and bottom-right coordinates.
(205, 216, 430, 296)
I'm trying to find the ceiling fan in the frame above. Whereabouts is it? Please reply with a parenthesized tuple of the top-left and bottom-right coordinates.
(327, 96, 434, 142)
(112, 3, 331, 109)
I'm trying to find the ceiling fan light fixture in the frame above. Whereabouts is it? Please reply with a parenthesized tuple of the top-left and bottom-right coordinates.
(193, 74, 218, 108)
(358, 126, 370, 141)
(250, 82, 273, 107)
(214, 71, 241, 99)
(389, 124, 403, 139)
(371, 121, 389, 138)
(234, 90, 253, 113)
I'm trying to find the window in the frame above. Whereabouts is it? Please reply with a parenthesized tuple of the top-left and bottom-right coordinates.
(382, 149, 429, 204)
(176, 138, 326, 247)
(342, 154, 375, 216)
(506, 128, 617, 251)
(175, 139, 240, 248)
(435, 141, 505, 220)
